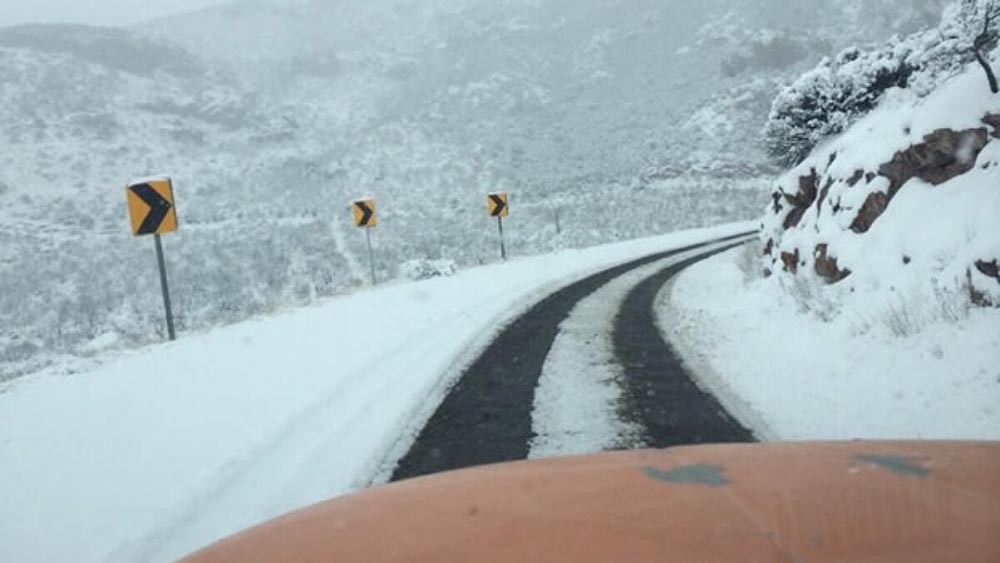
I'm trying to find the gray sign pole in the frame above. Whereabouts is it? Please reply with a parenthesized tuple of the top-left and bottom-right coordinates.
(366, 228, 377, 285)
(497, 216, 507, 261)
(153, 233, 176, 341)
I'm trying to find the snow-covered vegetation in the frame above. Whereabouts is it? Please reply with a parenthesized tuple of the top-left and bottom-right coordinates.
(0, 0, 949, 380)
(764, 0, 999, 166)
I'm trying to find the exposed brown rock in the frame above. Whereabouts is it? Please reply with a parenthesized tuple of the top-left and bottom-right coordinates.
(970, 272, 996, 307)
(977, 259, 1000, 281)
(797, 169, 818, 206)
(816, 178, 833, 216)
(848, 127, 988, 234)
(814, 244, 852, 283)
(865, 172, 877, 183)
(970, 260, 999, 308)
(771, 191, 783, 214)
(763, 238, 774, 257)
(879, 128, 988, 197)
(781, 249, 799, 274)
(850, 191, 889, 234)
(783, 207, 806, 229)
(781, 169, 818, 229)
(983, 113, 1000, 139)
(846, 169, 864, 187)
(970, 286, 993, 307)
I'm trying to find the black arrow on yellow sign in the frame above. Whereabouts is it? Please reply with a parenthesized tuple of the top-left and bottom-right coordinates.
(488, 193, 507, 217)
(354, 199, 375, 227)
(130, 183, 173, 235)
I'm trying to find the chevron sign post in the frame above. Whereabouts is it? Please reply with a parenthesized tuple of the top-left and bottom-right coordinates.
(487, 192, 509, 261)
(353, 197, 378, 286)
(125, 177, 178, 341)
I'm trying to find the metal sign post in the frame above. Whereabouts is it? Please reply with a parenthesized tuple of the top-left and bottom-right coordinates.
(153, 234, 176, 341)
(366, 227, 376, 286)
(487, 192, 509, 261)
(352, 197, 378, 286)
(497, 216, 507, 261)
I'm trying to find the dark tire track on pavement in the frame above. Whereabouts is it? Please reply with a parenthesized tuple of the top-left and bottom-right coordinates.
(391, 232, 753, 482)
(614, 242, 756, 446)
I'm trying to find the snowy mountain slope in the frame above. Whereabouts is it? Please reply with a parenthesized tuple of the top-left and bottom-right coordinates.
(0, 1, 949, 379)
(0, 223, 750, 563)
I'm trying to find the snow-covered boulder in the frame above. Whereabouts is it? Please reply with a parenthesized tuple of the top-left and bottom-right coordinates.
(762, 64, 1000, 309)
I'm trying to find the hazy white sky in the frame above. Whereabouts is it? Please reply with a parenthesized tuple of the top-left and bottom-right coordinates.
(0, 0, 230, 27)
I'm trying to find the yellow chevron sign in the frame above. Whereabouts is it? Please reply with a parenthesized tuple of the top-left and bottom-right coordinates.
(126, 178, 177, 236)
(487, 192, 508, 217)
(353, 198, 376, 227)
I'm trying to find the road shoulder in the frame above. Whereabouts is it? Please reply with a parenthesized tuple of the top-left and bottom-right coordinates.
(659, 244, 1000, 441)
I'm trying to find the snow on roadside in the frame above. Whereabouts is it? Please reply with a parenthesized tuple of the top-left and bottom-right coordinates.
(661, 245, 1000, 441)
(0, 221, 752, 563)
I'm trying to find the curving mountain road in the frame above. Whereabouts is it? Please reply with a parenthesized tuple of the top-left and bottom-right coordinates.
(392, 233, 756, 481)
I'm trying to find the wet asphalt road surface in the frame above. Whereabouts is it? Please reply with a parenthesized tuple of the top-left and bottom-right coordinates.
(391, 234, 755, 482)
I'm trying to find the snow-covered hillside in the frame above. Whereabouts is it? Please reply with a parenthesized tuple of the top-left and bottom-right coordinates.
(0, 0, 949, 379)
(665, 30, 1000, 444)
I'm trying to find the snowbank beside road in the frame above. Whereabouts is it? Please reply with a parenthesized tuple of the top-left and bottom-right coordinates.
(0, 222, 751, 563)
(662, 245, 1000, 441)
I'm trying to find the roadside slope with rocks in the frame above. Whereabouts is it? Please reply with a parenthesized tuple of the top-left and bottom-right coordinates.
(762, 64, 1000, 314)
(660, 61, 1000, 441)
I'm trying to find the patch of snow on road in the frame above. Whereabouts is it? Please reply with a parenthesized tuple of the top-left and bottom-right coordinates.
(661, 244, 1000, 441)
(528, 263, 664, 458)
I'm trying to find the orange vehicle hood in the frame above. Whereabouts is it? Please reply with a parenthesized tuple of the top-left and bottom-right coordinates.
(183, 441, 1000, 563)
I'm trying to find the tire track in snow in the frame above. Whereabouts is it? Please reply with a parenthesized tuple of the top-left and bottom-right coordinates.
(614, 241, 756, 447)
(527, 240, 746, 459)
(391, 232, 752, 481)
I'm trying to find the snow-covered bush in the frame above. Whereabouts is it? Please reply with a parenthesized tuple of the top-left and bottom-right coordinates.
(399, 259, 458, 281)
(880, 283, 971, 337)
(764, 0, 1000, 167)
(763, 44, 915, 167)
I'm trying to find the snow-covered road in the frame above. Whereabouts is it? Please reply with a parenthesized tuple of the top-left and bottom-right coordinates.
(0, 222, 752, 563)
(528, 239, 746, 458)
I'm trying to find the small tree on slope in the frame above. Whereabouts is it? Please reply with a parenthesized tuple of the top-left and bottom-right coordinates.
(966, 0, 1000, 92)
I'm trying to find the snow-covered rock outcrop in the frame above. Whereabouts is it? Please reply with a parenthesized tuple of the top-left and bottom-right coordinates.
(762, 64, 1000, 310)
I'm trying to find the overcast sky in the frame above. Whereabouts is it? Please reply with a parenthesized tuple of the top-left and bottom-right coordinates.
(0, 0, 230, 27)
